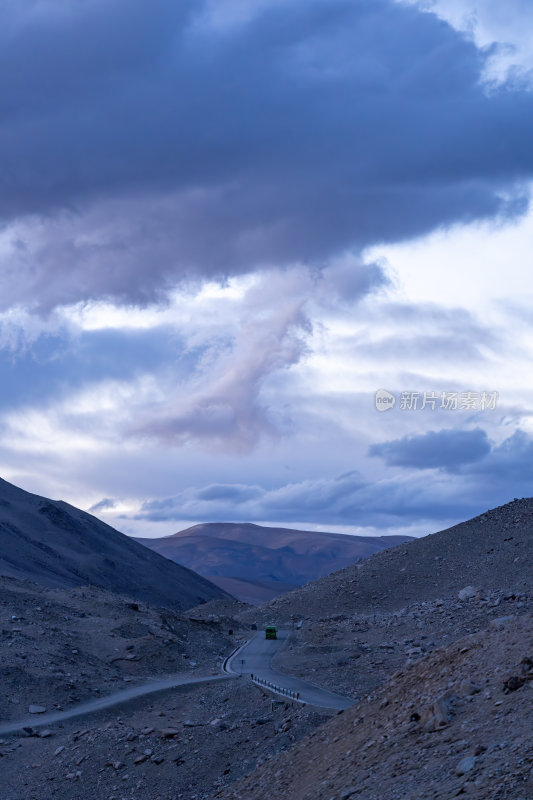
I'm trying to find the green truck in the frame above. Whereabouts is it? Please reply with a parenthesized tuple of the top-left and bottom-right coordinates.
(265, 625, 277, 640)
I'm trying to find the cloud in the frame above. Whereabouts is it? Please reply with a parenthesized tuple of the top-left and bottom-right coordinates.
(0, 259, 385, 456)
(0, 0, 532, 310)
(137, 470, 368, 523)
(368, 427, 492, 470)
(0, 322, 190, 411)
(197, 484, 264, 502)
(134, 427, 533, 529)
(135, 467, 478, 529)
(406, 0, 533, 83)
(88, 497, 117, 513)
(129, 269, 313, 451)
(141, 483, 265, 521)
(469, 429, 533, 481)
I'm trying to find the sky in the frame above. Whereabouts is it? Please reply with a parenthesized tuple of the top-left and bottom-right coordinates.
(1, 0, 533, 539)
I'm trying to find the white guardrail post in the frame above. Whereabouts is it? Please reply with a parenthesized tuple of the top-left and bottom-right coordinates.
(250, 674, 300, 701)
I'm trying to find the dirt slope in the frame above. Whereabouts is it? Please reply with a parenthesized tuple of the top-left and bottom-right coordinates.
(0, 575, 239, 725)
(221, 614, 533, 800)
(0, 478, 227, 611)
(262, 497, 532, 619)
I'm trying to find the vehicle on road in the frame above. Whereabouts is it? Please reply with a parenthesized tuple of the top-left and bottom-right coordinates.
(265, 625, 277, 639)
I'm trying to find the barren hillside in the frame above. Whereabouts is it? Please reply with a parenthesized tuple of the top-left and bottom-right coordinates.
(135, 522, 413, 602)
(0, 478, 227, 611)
(262, 498, 532, 620)
(221, 614, 533, 800)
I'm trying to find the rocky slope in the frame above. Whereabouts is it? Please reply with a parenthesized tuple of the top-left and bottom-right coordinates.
(270, 586, 532, 704)
(237, 498, 532, 701)
(135, 522, 413, 602)
(221, 614, 533, 800)
(1, 496, 532, 800)
(0, 575, 330, 800)
(215, 498, 533, 800)
(0, 575, 239, 725)
(0, 478, 227, 610)
(260, 497, 533, 620)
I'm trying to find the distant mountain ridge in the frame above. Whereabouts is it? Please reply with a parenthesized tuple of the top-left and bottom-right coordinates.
(0, 478, 226, 610)
(135, 522, 414, 602)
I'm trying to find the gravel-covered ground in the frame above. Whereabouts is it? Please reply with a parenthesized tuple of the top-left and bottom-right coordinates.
(0, 675, 333, 800)
(221, 614, 533, 800)
(0, 576, 237, 724)
(271, 589, 532, 701)
(1, 497, 532, 799)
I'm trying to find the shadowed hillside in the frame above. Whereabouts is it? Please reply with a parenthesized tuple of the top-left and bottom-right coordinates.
(0, 478, 227, 611)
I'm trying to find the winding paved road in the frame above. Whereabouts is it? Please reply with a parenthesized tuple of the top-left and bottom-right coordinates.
(0, 673, 235, 737)
(225, 630, 354, 710)
(0, 629, 353, 736)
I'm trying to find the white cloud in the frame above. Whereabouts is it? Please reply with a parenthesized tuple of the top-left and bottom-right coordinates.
(400, 0, 533, 83)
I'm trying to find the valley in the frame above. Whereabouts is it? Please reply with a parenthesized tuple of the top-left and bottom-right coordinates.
(0, 481, 531, 799)
(135, 523, 413, 603)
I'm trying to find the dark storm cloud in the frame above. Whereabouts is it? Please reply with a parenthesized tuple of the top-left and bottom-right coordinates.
(368, 427, 492, 471)
(1, 0, 533, 309)
(369, 425, 533, 484)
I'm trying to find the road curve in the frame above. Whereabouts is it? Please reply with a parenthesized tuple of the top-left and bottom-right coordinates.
(225, 630, 354, 710)
(1, 631, 352, 736)
(0, 673, 235, 736)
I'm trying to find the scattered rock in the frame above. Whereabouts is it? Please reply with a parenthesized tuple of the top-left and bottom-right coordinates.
(28, 705, 46, 714)
(458, 587, 479, 601)
(160, 727, 180, 739)
(502, 675, 526, 693)
(490, 615, 515, 629)
(459, 679, 482, 696)
(455, 756, 477, 775)
(420, 696, 452, 732)
(339, 788, 357, 799)
(520, 656, 533, 675)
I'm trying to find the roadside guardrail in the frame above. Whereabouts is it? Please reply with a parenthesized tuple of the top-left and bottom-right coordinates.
(250, 673, 303, 702)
